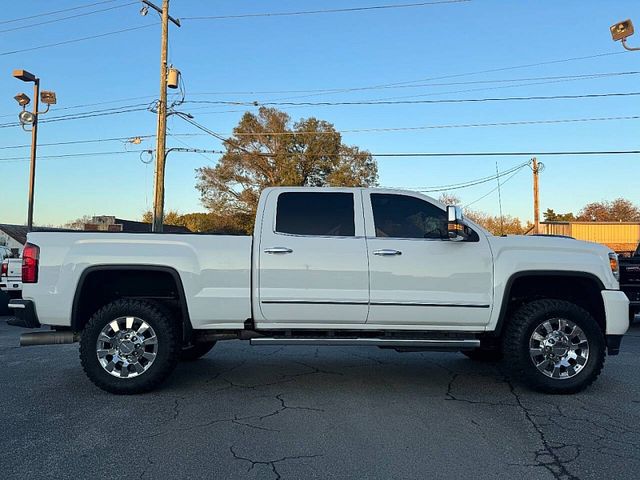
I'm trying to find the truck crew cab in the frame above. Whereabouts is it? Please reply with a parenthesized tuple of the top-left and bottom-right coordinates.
(9, 187, 629, 394)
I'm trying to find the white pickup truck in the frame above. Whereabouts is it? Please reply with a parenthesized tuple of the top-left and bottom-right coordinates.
(1, 256, 22, 299)
(9, 187, 629, 395)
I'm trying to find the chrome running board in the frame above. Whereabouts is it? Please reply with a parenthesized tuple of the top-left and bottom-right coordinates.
(250, 338, 480, 349)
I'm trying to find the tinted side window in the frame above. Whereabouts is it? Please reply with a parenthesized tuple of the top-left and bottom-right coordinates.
(371, 194, 447, 239)
(276, 192, 355, 237)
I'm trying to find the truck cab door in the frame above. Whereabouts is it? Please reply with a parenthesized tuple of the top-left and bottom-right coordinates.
(256, 189, 369, 326)
(364, 192, 494, 328)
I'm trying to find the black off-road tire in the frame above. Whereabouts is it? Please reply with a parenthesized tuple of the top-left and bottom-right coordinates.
(503, 299, 605, 394)
(462, 348, 503, 362)
(80, 299, 180, 394)
(180, 341, 216, 361)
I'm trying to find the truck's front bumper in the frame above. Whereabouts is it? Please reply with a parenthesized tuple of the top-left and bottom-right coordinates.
(602, 290, 630, 335)
(8, 299, 40, 329)
(602, 290, 631, 356)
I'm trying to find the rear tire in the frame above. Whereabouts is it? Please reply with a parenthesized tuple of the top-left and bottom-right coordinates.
(503, 299, 605, 394)
(180, 342, 216, 361)
(80, 299, 180, 394)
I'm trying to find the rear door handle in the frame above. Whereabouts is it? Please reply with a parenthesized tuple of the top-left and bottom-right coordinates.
(264, 247, 293, 254)
(373, 249, 402, 256)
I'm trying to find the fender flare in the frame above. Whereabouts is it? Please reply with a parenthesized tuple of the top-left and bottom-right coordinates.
(492, 270, 606, 336)
(71, 264, 193, 336)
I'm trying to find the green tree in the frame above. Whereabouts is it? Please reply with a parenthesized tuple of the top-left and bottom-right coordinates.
(464, 210, 528, 235)
(437, 192, 461, 206)
(141, 210, 182, 226)
(543, 208, 575, 222)
(196, 107, 378, 232)
(141, 210, 248, 234)
(577, 198, 640, 222)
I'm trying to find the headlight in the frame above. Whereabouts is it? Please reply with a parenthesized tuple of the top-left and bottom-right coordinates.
(609, 252, 620, 281)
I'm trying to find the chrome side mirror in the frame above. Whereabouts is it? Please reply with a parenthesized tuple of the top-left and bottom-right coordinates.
(447, 205, 463, 223)
(447, 205, 466, 241)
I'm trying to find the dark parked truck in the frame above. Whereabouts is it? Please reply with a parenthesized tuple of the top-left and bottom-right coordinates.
(8, 187, 630, 395)
(620, 243, 640, 321)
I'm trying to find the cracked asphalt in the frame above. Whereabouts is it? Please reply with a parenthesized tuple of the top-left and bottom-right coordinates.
(1, 317, 639, 480)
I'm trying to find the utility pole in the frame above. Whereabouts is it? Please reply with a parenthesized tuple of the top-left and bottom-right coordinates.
(532, 157, 540, 234)
(142, 0, 180, 232)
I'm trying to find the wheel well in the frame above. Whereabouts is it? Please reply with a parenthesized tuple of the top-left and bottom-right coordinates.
(72, 267, 191, 336)
(496, 273, 606, 335)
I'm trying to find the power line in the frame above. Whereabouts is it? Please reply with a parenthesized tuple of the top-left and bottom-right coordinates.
(174, 113, 256, 156)
(369, 150, 640, 157)
(183, 1, 470, 21)
(210, 91, 640, 107)
(0, 0, 119, 25)
(0, 2, 138, 34)
(3, 71, 628, 121)
(0, 135, 154, 150)
(210, 51, 629, 105)
(217, 115, 640, 136)
(0, 23, 155, 57)
(2, 149, 638, 165)
(354, 51, 630, 91)
(0, 149, 148, 164)
(464, 168, 526, 208)
(366, 75, 640, 103)
(395, 161, 530, 191)
(0, 104, 150, 129)
(0, 133, 206, 150)
(187, 71, 640, 97)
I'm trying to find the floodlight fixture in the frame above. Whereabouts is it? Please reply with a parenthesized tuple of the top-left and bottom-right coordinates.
(610, 19, 639, 51)
(40, 90, 57, 105)
(14, 92, 31, 107)
(610, 19, 634, 41)
(18, 110, 35, 125)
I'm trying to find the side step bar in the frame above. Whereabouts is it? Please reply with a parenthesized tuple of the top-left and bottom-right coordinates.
(250, 338, 480, 349)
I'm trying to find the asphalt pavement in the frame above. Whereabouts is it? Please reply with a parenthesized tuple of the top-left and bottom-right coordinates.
(1, 316, 639, 480)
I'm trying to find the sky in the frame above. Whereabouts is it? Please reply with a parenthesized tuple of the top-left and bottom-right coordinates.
(0, 0, 639, 227)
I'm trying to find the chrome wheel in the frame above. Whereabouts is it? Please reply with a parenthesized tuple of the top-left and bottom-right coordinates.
(529, 318, 589, 379)
(96, 316, 158, 379)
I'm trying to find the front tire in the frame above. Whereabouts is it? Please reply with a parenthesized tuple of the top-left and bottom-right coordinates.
(503, 299, 605, 394)
(80, 299, 180, 394)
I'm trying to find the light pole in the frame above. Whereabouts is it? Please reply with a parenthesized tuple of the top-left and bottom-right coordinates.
(610, 19, 640, 51)
(13, 69, 56, 231)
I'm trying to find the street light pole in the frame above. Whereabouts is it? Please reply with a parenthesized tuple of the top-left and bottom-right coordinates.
(13, 69, 55, 232)
(27, 78, 40, 232)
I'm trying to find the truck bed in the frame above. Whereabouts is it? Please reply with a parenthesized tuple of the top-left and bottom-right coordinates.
(23, 231, 253, 329)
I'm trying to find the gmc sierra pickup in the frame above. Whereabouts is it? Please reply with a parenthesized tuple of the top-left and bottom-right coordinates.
(9, 187, 629, 394)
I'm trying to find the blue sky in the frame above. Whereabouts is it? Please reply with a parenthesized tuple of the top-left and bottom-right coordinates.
(0, 0, 639, 226)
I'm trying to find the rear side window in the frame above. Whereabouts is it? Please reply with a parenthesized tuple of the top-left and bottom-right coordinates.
(371, 193, 447, 239)
(276, 192, 355, 237)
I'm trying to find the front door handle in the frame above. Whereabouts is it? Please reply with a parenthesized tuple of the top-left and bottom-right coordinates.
(373, 249, 402, 256)
(264, 247, 293, 254)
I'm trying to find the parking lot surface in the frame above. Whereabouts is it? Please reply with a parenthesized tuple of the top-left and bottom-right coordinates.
(1, 317, 639, 479)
